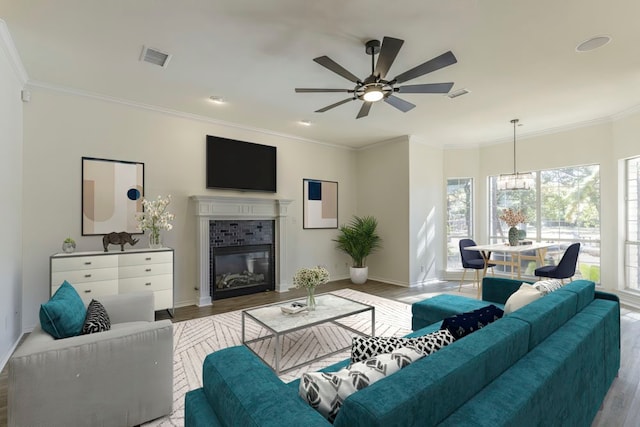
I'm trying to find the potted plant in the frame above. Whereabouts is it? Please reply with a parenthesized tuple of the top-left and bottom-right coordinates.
(62, 237, 76, 253)
(333, 215, 382, 284)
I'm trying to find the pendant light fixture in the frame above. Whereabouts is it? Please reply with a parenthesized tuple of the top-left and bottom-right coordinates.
(496, 119, 534, 191)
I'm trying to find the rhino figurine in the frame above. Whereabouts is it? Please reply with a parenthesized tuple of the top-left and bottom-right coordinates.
(103, 232, 139, 252)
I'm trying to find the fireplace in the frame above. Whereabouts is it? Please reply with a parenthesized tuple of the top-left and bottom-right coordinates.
(209, 219, 275, 300)
(192, 195, 292, 306)
(211, 244, 274, 299)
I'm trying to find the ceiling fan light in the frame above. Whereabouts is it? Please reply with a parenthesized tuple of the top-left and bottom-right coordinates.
(363, 86, 384, 102)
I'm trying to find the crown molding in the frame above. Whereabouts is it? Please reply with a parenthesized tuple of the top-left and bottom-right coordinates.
(0, 19, 28, 86)
(25, 79, 355, 152)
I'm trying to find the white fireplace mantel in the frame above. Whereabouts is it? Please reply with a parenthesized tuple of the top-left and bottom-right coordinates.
(191, 195, 293, 306)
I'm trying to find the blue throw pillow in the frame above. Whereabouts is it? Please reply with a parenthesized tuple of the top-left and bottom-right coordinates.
(39, 281, 86, 339)
(440, 304, 504, 340)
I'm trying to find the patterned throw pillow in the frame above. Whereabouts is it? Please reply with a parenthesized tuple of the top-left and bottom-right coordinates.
(533, 279, 564, 295)
(440, 304, 504, 340)
(299, 346, 424, 422)
(351, 329, 456, 363)
(81, 299, 111, 335)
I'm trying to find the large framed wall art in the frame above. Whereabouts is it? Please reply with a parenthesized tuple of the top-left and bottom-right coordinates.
(82, 157, 144, 236)
(303, 179, 338, 229)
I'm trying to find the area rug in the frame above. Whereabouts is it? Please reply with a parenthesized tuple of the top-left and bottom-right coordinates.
(143, 288, 412, 426)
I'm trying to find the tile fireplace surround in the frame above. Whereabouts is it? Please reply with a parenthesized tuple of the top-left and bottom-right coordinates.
(191, 195, 292, 306)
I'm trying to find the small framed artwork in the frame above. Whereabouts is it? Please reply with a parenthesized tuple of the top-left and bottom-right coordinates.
(82, 157, 144, 236)
(303, 179, 338, 229)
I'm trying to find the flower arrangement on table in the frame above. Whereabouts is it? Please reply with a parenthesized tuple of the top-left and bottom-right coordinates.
(136, 195, 175, 248)
(499, 208, 527, 246)
(292, 266, 330, 311)
(499, 208, 526, 227)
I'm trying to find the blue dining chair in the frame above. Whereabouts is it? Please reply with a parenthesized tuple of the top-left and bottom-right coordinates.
(459, 238, 496, 291)
(534, 242, 581, 283)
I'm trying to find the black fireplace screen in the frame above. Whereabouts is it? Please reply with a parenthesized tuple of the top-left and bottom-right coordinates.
(211, 244, 274, 299)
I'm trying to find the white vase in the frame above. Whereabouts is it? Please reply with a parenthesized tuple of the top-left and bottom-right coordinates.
(349, 266, 368, 284)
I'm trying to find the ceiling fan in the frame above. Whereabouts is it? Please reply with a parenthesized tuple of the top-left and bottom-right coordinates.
(295, 36, 457, 119)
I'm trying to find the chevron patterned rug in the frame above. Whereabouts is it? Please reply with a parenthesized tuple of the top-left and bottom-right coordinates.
(143, 288, 412, 426)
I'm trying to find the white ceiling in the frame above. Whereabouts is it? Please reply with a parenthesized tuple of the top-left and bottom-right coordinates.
(2, 0, 639, 149)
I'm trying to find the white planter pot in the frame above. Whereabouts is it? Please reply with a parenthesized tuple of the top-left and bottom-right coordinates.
(349, 266, 369, 284)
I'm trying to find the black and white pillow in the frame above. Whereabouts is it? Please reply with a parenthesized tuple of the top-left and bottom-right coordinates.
(81, 299, 111, 335)
(533, 279, 564, 295)
(351, 329, 456, 363)
(300, 346, 424, 422)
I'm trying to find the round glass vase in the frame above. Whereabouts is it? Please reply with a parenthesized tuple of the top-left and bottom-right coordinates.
(148, 229, 163, 249)
(306, 287, 317, 311)
(508, 226, 520, 247)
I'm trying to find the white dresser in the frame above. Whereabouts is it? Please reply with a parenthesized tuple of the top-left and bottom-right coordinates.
(50, 248, 174, 314)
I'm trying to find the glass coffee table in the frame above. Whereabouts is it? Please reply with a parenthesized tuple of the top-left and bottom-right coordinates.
(241, 293, 375, 374)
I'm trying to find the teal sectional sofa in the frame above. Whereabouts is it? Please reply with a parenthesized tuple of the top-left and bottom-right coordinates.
(185, 277, 619, 426)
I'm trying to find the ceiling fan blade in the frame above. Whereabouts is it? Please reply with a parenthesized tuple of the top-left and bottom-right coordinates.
(295, 88, 351, 93)
(397, 82, 454, 94)
(393, 51, 457, 84)
(356, 102, 372, 119)
(314, 56, 361, 83)
(315, 97, 355, 113)
(384, 95, 415, 112)
(375, 37, 404, 79)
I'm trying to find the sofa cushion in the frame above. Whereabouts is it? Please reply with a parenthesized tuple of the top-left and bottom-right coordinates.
(39, 281, 86, 339)
(559, 280, 596, 312)
(333, 317, 530, 427)
(411, 294, 493, 330)
(440, 305, 504, 340)
(351, 329, 455, 363)
(300, 346, 425, 422)
(504, 284, 543, 314)
(81, 299, 111, 334)
(508, 290, 578, 349)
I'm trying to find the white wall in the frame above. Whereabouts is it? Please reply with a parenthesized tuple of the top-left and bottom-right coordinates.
(356, 137, 410, 285)
(21, 87, 357, 329)
(409, 139, 443, 284)
(0, 20, 24, 366)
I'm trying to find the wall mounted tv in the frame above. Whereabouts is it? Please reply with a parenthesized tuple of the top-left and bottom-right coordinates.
(206, 135, 277, 192)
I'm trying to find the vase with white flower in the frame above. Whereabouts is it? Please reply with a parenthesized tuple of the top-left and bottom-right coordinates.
(136, 195, 175, 249)
(499, 208, 527, 246)
(292, 266, 330, 311)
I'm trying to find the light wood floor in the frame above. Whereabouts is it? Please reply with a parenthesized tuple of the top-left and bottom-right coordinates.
(0, 279, 636, 426)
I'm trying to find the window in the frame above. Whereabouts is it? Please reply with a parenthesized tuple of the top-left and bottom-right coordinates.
(489, 165, 600, 280)
(446, 178, 473, 271)
(626, 157, 640, 290)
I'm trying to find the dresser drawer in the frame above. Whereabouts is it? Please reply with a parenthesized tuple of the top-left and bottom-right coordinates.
(52, 267, 118, 286)
(118, 263, 173, 279)
(118, 274, 173, 293)
(118, 251, 173, 266)
(52, 255, 118, 272)
(52, 280, 118, 301)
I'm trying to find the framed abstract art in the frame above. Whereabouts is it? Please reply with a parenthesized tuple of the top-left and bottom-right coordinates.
(303, 179, 338, 229)
(82, 157, 144, 235)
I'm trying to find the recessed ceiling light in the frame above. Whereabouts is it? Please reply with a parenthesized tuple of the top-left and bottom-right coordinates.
(209, 96, 226, 104)
(576, 35, 611, 52)
(299, 120, 312, 126)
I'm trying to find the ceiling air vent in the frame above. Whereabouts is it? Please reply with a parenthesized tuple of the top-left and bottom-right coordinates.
(447, 88, 470, 99)
(140, 46, 171, 68)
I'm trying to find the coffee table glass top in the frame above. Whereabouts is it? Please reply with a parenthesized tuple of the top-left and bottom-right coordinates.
(243, 293, 373, 334)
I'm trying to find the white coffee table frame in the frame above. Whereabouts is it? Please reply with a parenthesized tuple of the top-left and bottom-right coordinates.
(241, 293, 375, 374)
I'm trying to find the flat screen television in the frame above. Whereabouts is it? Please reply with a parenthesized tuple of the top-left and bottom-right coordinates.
(206, 135, 277, 192)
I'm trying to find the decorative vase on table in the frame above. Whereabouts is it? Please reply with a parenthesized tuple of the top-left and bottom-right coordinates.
(293, 266, 330, 312)
(148, 229, 162, 249)
(508, 227, 520, 247)
(306, 287, 317, 311)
